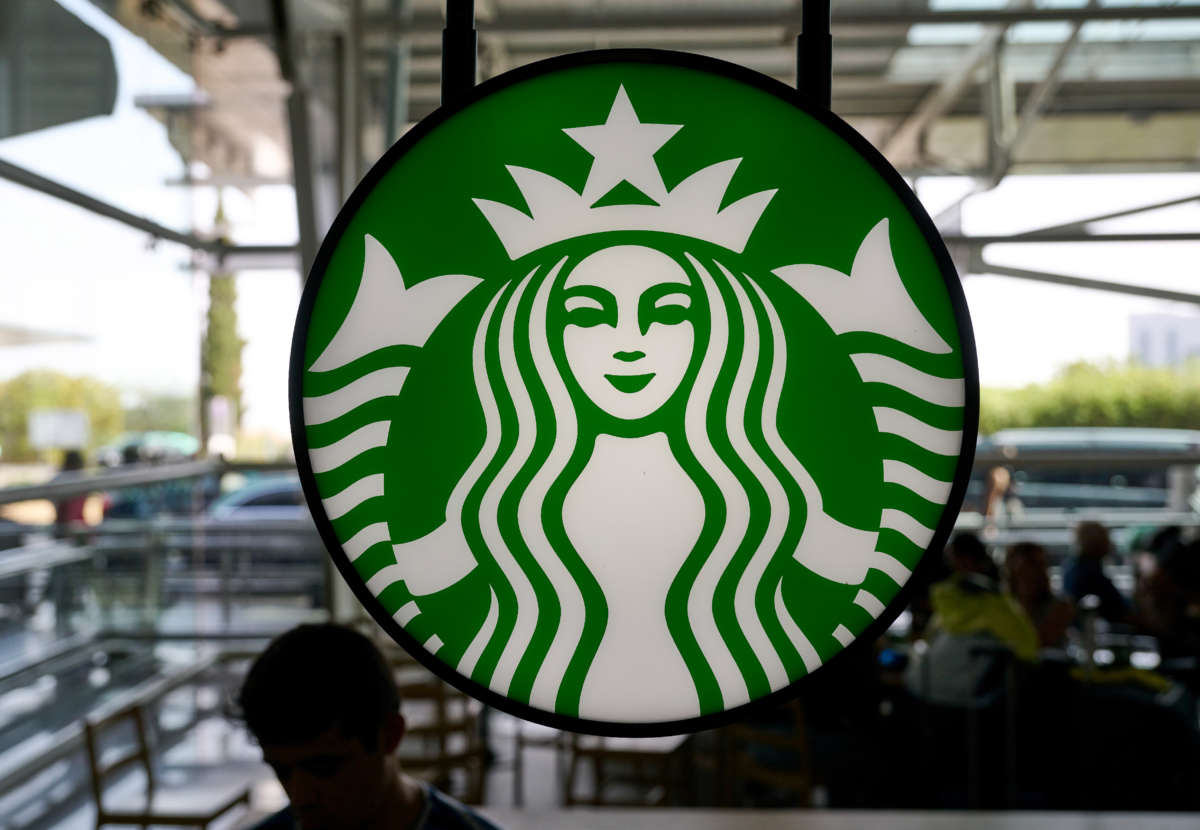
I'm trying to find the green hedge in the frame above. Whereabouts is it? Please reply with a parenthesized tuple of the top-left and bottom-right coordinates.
(981, 361, 1200, 435)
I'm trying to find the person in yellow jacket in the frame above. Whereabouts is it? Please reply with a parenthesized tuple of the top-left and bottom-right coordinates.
(906, 532, 1038, 704)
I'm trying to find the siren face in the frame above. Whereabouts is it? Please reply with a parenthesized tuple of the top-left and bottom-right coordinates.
(562, 246, 696, 421)
(290, 54, 978, 736)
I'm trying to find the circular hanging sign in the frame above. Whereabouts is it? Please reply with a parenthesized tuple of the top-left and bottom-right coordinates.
(290, 50, 978, 736)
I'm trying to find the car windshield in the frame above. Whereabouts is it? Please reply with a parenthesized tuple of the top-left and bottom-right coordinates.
(209, 476, 301, 512)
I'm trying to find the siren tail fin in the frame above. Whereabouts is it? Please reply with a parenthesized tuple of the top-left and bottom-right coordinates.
(310, 234, 482, 372)
(772, 219, 951, 354)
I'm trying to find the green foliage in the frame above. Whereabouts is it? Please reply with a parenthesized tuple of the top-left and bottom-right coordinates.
(124, 393, 196, 434)
(0, 370, 123, 461)
(201, 272, 245, 430)
(981, 360, 1200, 435)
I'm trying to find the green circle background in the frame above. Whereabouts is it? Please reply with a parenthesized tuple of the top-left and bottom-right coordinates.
(297, 59, 970, 724)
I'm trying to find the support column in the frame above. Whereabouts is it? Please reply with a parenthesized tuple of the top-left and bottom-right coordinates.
(269, 0, 319, 278)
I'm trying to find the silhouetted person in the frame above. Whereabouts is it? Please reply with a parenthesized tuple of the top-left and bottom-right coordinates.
(103, 445, 154, 520)
(1063, 521, 1128, 624)
(1135, 535, 1200, 663)
(983, 466, 1021, 528)
(1006, 541, 1074, 648)
(238, 624, 502, 830)
(53, 449, 88, 533)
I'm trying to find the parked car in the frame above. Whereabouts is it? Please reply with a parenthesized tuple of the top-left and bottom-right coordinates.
(207, 475, 309, 521)
(180, 475, 322, 604)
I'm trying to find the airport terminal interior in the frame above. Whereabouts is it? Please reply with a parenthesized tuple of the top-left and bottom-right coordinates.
(2, 1, 1200, 827)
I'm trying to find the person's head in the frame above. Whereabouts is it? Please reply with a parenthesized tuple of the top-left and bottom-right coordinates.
(238, 624, 404, 830)
(1006, 541, 1050, 599)
(1075, 521, 1111, 560)
(1159, 538, 1200, 596)
(946, 532, 996, 579)
(61, 449, 84, 472)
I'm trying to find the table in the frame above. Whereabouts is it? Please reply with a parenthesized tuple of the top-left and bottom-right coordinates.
(478, 809, 1200, 830)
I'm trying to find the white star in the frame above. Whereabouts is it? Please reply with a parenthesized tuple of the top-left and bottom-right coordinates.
(563, 85, 682, 206)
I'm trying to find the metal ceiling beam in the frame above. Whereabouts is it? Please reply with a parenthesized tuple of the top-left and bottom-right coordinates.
(0, 459, 221, 506)
(0, 156, 294, 260)
(976, 260, 1200, 306)
(948, 231, 1200, 245)
(984, 38, 1016, 184)
(215, 4, 1200, 39)
(0, 156, 215, 250)
(881, 0, 1029, 169)
(344, 5, 1200, 36)
(156, 0, 233, 38)
(995, 18, 1085, 182)
(1013, 193, 1200, 239)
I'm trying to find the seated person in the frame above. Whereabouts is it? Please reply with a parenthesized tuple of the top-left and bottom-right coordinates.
(1005, 541, 1074, 649)
(905, 532, 1038, 705)
(238, 623, 502, 830)
(1063, 521, 1128, 624)
(1135, 535, 1200, 663)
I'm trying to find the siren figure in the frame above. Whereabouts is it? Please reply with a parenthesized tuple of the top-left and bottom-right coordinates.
(434, 230, 881, 722)
(384, 85, 882, 722)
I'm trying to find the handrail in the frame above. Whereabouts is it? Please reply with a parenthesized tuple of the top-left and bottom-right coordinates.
(956, 510, 1200, 531)
(82, 518, 318, 542)
(0, 632, 99, 689)
(0, 460, 221, 506)
(5, 445, 1197, 509)
(4, 450, 1194, 508)
(0, 540, 93, 580)
(0, 459, 298, 506)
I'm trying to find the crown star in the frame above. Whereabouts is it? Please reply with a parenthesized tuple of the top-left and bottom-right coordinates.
(563, 85, 682, 205)
(473, 86, 777, 260)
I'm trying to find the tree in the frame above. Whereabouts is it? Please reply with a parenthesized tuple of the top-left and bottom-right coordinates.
(123, 393, 196, 434)
(981, 360, 1200, 434)
(0, 370, 123, 462)
(199, 198, 245, 444)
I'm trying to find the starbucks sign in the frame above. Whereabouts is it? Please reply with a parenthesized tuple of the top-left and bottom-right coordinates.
(290, 51, 978, 735)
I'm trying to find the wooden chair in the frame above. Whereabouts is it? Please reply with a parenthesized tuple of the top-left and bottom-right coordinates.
(83, 700, 251, 829)
(512, 720, 567, 806)
(393, 669, 488, 804)
(564, 733, 691, 806)
(714, 699, 812, 807)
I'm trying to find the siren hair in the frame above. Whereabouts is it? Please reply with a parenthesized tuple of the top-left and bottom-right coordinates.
(446, 238, 821, 716)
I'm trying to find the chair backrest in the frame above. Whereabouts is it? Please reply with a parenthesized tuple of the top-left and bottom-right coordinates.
(718, 699, 811, 806)
(83, 701, 156, 810)
(393, 667, 484, 803)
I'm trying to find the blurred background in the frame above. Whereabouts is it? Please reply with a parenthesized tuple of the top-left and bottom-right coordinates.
(2, 0, 1200, 827)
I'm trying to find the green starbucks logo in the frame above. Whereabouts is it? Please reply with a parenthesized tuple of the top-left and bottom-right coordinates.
(291, 53, 977, 734)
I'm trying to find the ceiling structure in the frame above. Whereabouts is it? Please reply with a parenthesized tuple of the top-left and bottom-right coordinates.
(125, 0, 1200, 178)
(5, 1, 1199, 292)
